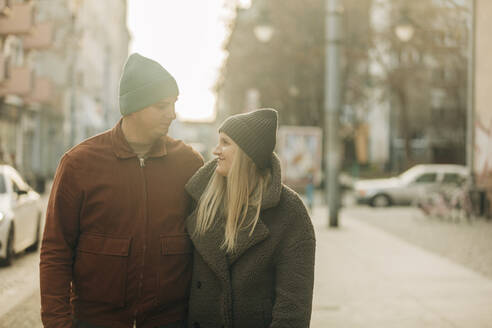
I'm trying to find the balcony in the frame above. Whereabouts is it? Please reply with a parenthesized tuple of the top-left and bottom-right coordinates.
(0, 66, 33, 96)
(0, 0, 11, 17)
(25, 76, 53, 104)
(24, 22, 53, 50)
(0, 2, 33, 35)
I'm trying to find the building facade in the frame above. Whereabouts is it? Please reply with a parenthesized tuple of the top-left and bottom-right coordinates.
(0, 0, 50, 188)
(473, 0, 492, 215)
(0, 0, 129, 190)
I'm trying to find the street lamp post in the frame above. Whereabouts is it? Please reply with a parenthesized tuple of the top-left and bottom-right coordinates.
(392, 9, 415, 170)
(251, 6, 274, 113)
(466, 0, 476, 183)
(68, 0, 81, 148)
(69, 13, 77, 148)
(254, 8, 274, 43)
(325, 0, 343, 228)
(252, 0, 344, 228)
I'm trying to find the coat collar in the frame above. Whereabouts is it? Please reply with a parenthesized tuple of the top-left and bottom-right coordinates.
(110, 118, 168, 159)
(185, 153, 283, 275)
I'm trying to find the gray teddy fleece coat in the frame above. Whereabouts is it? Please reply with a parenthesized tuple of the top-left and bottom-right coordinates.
(185, 154, 316, 328)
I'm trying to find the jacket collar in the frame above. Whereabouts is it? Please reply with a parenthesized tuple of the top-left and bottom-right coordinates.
(185, 153, 282, 274)
(110, 118, 168, 159)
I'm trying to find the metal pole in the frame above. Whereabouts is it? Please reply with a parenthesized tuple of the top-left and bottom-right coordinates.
(324, 0, 343, 228)
(69, 13, 77, 148)
(103, 45, 111, 130)
(466, 0, 476, 183)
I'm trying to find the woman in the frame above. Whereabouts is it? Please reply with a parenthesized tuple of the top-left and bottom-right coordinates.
(185, 108, 315, 328)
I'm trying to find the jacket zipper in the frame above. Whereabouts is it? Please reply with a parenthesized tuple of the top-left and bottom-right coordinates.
(135, 156, 148, 324)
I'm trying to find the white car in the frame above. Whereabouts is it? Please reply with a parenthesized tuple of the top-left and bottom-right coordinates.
(354, 164, 468, 207)
(0, 165, 42, 266)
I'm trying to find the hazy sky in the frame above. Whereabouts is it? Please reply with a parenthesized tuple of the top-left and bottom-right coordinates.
(127, 1, 234, 122)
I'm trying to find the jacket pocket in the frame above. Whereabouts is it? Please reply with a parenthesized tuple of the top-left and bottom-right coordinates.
(157, 234, 193, 306)
(73, 233, 131, 307)
(161, 234, 193, 255)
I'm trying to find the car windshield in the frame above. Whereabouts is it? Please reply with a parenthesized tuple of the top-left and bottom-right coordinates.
(398, 167, 421, 184)
(0, 173, 6, 194)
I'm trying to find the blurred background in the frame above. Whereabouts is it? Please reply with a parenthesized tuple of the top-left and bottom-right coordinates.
(0, 0, 492, 327)
(0, 0, 488, 201)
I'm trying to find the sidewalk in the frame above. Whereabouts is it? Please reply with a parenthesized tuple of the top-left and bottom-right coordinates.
(310, 205, 492, 328)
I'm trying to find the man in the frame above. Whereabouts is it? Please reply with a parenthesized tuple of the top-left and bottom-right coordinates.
(40, 53, 203, 328)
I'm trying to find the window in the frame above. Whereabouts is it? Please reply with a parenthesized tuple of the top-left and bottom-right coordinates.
(11, 178, 20, 193)
(414, 173, 437, 183)
(442, 173, 464, 185)
(0, 174, 5, 193)
(9, 169, 29, 192)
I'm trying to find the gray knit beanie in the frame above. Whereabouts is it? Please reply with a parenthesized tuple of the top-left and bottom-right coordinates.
(119, 53, 179, 116)
(219, 108, 278, 169)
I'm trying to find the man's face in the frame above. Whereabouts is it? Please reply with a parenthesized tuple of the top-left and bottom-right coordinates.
(131, 96, 177, 138)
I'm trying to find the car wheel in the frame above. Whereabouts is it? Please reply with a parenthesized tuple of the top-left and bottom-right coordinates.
(370, 194, 391, 207)
(0, 225, 15, 266)
(26, 215, 41, 252)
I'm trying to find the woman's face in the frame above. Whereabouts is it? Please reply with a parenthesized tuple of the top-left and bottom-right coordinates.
(213, 132, 238, 176)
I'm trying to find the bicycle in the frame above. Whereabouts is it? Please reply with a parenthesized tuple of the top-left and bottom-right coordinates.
(447, 181, 474, 223)
(415, 188, 454, 220)
(414, 178, 474, 223)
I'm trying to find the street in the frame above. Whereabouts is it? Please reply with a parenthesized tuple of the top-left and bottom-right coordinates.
(346, 205, 492, 280)
(311, 205, 492, 328)
(1, 193, 492, 327)
(0, 194, 47, 328)
(0, 251, 43, 328)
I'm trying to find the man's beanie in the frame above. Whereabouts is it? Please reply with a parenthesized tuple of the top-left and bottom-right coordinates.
(219, 108, 278, 169)
(119, 53, 179, 116)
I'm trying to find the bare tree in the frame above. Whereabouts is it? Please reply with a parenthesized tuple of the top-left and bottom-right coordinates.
(217, 0, 468, 168)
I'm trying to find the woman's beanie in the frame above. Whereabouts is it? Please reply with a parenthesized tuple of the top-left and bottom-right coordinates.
(219, 108, 278, 169)
(119, 53, 179, 116)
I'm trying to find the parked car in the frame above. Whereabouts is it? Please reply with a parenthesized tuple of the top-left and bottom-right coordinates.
(354, 164, 468, 207)
(0, 165, 42, 266)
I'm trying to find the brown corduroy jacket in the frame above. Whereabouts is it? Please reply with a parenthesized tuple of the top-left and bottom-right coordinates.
(40, 120, 203, 328)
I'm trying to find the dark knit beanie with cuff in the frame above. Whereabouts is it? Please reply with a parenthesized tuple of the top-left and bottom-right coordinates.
(219, 108, 278, 169)
(119, 53, 179, 116)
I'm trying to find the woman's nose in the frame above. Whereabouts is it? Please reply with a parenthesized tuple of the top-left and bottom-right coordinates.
(213, 145, 220, 156)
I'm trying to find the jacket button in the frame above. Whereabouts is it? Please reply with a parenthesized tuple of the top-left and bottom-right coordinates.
(192, 322, 200, 328)
(196, 281, 202, 289)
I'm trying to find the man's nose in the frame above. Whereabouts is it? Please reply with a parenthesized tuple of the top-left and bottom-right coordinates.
(164, 107, 176, 120)
(165, 111, 176, 120)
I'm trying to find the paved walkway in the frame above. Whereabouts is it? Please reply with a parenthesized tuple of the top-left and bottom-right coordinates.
(311, 205, 492, 328)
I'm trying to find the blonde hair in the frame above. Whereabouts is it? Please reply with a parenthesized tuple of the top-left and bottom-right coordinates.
(194, 147, 271, 253)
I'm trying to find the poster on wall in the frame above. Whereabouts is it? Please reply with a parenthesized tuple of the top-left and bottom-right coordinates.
(277, 126, 323, 190)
